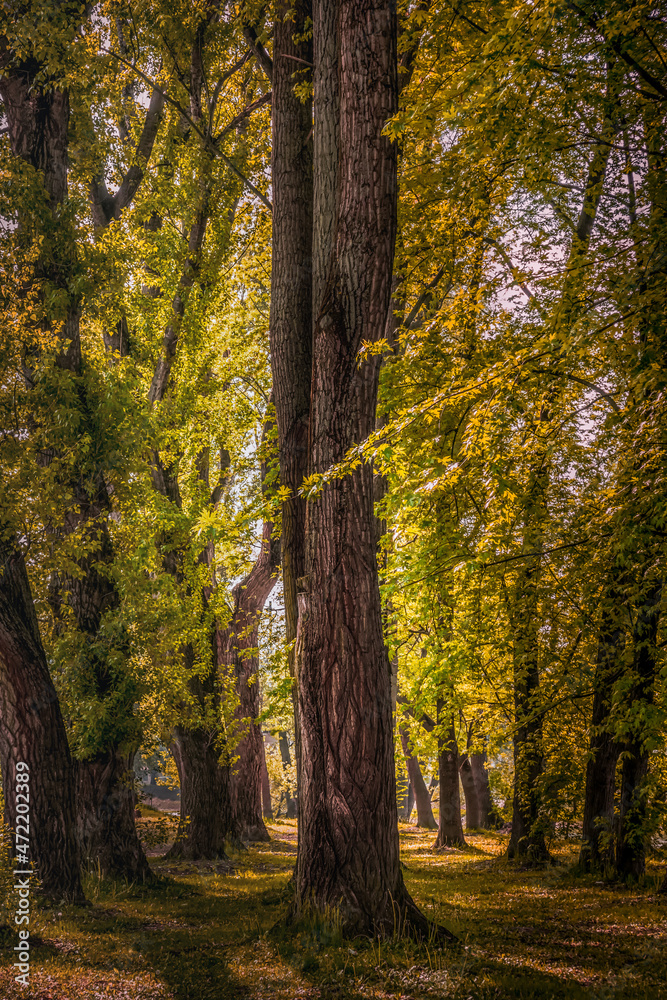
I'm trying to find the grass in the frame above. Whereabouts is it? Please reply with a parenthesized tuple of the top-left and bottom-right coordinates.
(0, 819, 665, 999)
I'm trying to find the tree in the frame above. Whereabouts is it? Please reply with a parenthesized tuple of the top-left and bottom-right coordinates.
(292, 0, 438, 937)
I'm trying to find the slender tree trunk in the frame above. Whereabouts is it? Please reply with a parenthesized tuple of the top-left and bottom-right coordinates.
(270, 2, 314, 805)
(0, 538, 84, 902)
(222, 520, 280, 842)
(507, 468, 549, 863)
(459, 755, 480, 831)
(616, 579, 662, 879)
(261, 744, 273, 820)
(77, 749, 150, 879)
(470, 752, 494, 828)
(580, 589, 625, 872)
(434, 716, 465, 849)
(399, 726, 437, 829)
(278, 732, 298, 819)
(403, 781, 415, 822)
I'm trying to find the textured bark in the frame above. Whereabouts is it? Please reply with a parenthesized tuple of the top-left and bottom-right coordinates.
(459, 755, 480, 831)
(434, 718, 465, 849)
(222, 520, 280, 842)
(579, 592, 625, 871)
(399, 727, 437, 829)
(293, 0, 438, 937)
(616, 580, 662, 880)
(270, 0, 313, 678)
(167, 725, 232, 860)
(470, 751, 494, 829)
(77, 750, 150, 879)
(0, 538, 83, 902)
(2, 18, 160, 883)
(261, 744, 273, 819)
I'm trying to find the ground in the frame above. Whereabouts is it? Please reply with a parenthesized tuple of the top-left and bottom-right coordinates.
(1, 816, 665, 999)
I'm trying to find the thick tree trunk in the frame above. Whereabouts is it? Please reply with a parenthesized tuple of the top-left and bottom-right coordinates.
(270, 3, 314, 796)
(51, 477, 150, 880)
(470, 752, 494, 828)
(434, 717, 465, 849)
(399, 727, 437, 829)
(77, 750, 150, 879)
(222, 521, 279, 842)
(1, 40, 149, 883)
(0, 26, 86, 903)
(293, 0, 439, 938)
(0, 539, 83, 902)
(580, 591, 625, 872)
(616, 579, 662, 879)
(166, 726, 232, 860)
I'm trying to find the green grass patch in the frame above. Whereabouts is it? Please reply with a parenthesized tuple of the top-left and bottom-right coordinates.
(0, 822, 664, 998)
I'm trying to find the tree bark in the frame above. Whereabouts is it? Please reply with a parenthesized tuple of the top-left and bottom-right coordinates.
(459, 755, 480, 831)
(0, 537, 83, 902)
(399, 726, 437, 829)
(167, 724, 233, 860)
(222, 520, 280, 842)
(261, 743, 273, 820)
(434, 717, 466, 849)
(76, 749, 150, 879)
(270, 2, 314, 791)
(293, 0, 439, 938)
(616, 579, 662, 880)
(470, 751, 494, 828)
(579, 588, 625, 872)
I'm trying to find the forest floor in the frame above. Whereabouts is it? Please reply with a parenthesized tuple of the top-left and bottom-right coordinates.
(1, 815, 665, 1000)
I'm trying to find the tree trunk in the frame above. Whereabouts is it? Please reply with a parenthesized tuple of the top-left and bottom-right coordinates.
(0, 538, 84, 902)
(580, 589, 625, 872)
(223, 520, 279, 843)
(77, 750, 150, 879)
(166, 726, 233, 860)
(434, 717, 465, 849)
(1, 37, 150, 883)
(293, 0, 438, 938)
(50, 475, 150, 881)
(459, 754, 480, 831)
(261, 744, 273, 820)
(270, 1, 314, 799)
(470, 752, 494, 828)
(507, 476, 549, 863)
(399, 726, 437, 829)
(278, 731, 298, 819)
(616, 579, 662, 880)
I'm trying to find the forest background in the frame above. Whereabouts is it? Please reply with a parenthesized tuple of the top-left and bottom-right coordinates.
(0, 0, 666, 991)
